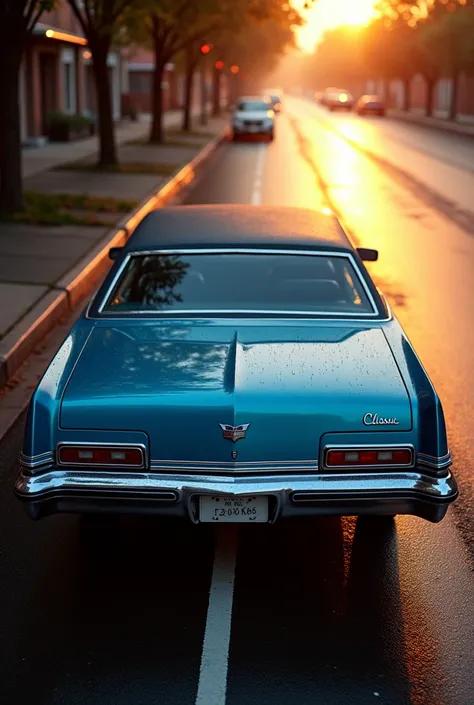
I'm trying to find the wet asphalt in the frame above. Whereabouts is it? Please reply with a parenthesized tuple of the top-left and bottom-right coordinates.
(1, 103, 474, 705)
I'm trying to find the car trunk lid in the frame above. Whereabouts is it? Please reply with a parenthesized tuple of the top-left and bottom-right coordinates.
(60, 323, 411, 463)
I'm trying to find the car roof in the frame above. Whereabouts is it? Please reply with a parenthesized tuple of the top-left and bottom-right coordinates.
(125, 205, 355, 253)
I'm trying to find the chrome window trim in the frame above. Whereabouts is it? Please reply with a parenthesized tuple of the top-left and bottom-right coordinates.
(56, 442, 148, 470)
(322, 443, 415, 471)
(94, 248, 381, 318)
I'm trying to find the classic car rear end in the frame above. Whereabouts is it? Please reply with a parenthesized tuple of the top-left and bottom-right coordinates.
(15, 206, 457, 524)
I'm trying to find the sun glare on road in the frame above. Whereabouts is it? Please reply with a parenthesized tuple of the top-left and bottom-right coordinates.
(295, 0, 377, 52)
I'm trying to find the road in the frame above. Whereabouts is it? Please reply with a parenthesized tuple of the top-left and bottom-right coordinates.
(1, 98, 473, 705)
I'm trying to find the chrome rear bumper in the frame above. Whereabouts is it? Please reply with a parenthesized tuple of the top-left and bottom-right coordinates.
(15, 467, 458, 523)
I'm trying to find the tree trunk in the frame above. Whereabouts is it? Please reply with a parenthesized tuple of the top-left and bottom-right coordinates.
(91, 40, 118, 167)
(0, 42, 24, 213)
(212, 65, 221, 117)
(199, 63, 208, 126)
(182, 48, 196, 132)
(449, 73, 459, 121)
(402, 77, 410, 111)
(150, 59, 166, 144)
(425, 77, 434, 117)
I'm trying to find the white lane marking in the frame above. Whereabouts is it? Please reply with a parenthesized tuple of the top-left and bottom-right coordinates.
(195, 524, 239, 705)
(251, 144, 266, 204)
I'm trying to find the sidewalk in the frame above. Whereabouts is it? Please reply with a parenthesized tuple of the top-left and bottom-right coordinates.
(24, 111, 170, 178)
(387, 109, 474, 138)
(0, 111, 228, 387)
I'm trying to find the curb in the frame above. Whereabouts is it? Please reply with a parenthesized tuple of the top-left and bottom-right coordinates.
(0, 128, 228, 389)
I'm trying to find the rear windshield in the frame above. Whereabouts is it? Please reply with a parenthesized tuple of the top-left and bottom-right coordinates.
(101, 253, 376, 316)
(236, 100, 270, 111)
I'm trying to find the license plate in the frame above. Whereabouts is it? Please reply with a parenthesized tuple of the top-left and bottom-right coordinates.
(247, 125, 259, 132)
(199, 495, 269, 523)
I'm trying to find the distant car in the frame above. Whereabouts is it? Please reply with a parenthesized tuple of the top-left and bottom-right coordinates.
(231, 96, 275, 140)
(15, 205, 458, 524)
(322, 89, 354, 111)
(267, 93, 282, 113)
(355, 94, 386, 116)
(320, 87, 339, 105)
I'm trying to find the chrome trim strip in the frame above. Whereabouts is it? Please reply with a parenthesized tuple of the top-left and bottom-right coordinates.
(417, 451, 452, 470)
(56, 442, 148, 470)
(322, 444, 415, 471)
(95, 248, 381, 318)
(20, 451, 54, 469)
(150, 458, 317, 467)
(15, 468, 458, 503)
(150, 459, 318, 474)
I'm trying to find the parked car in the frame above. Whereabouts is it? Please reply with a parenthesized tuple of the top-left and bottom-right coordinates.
(322, 89, 355, 111)
(231, 96, 275, 140)
(355, 94, 386, 116)
(15, 205, 458, 524)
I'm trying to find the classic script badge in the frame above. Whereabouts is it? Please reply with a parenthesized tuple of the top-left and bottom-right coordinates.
(363, 413, 399, 426)
(219, 423, 250, 442)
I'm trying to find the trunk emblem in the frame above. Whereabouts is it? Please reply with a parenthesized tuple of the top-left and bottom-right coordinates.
(363, 413, 399, 426)
(219, 423, 250, 442)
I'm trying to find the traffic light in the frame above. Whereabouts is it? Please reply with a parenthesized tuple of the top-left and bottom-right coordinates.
(200, 44, 211, 55)
(230, 65, 239, 74)
(215, 60, 224, 70)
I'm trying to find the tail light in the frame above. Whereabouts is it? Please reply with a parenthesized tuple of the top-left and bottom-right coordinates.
(58, 445, 145, 468)
(325, 447, 413, 469)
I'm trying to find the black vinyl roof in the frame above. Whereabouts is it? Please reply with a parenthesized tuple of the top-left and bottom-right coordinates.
(124, 205, 354, 253)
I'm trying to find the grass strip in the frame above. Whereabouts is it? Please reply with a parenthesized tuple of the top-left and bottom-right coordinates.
(55, 160, 177, 175)
(0, 191, 135, 226)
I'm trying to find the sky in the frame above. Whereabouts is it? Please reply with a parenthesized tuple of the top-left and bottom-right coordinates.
(292, 0, 378, 52)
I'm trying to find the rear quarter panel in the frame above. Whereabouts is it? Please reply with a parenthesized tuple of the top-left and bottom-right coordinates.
(381, 318, 449, 460)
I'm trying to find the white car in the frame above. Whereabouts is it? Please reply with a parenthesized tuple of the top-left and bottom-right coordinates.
(231, 97, 275, 141)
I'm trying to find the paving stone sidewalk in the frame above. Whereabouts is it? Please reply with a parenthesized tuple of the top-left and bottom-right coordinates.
(0, 113, 227, 345)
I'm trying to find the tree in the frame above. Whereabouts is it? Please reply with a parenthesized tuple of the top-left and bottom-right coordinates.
(0, 0, 57, 214)
(123, 0, 302, 142)
(123, 0, 231, 143)
(374, 0, 474, 116)
(206, 1, 302, 105)
(176, 41, 202, 131)
(67, 0, 139, 167)
(419, 3, 474, 118)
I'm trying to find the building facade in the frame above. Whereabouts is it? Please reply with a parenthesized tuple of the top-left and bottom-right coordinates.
(122, 47, 179, 115)
(21, 4, 123, 145)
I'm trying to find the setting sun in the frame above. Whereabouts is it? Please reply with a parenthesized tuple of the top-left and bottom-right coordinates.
(294, 0, 377, 52)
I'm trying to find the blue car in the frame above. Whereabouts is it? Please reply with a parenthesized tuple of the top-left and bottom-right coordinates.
(15, 206, 458, 524)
